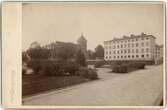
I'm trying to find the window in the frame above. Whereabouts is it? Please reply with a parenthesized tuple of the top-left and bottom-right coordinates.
(128, 40, 130, 42)
(124, 50, 127, 53)
(146, 54, 149, 57)
(132, 43, 134, 47)
(132, 39, 134, 42)
(124, 44, 126, 48)
(141, 49, 144, 53)
(106, 56, 108, 59)
(136, 38, 138, 41)
(124, 56, 127, 58)
(121, 50, 123, 54)
(117, 45, 119, 48)
(114, 56, 116, 58)
(128, 49, 130, 53)
(146, 37, 149, 40)
(128, 55, 130, 58)
(117, 51, 119, 54)
(113, 51, 116, 54)
(141, 55, 144, 58)
(141, 42, 144, 47)
(121, 45, 123, 48)
(132, 55, 134, 58)
(106, 52, 108, 54)
(109, 51, 111, 54)
(121, 56, 123, 58)
(146, 42, 149, 46)
(132, 49, 134, 53)
(146, 48, 149, 52)
(117, 56, 119, 58)
(136, 49, 138, 53)
(136, 43, 138, 47)
(109, 56, 111, 59)
(141, 37, 144, 40)
(136, 55, 139, 58)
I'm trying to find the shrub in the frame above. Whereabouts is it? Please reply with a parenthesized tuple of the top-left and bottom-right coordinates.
(63, 61, 79, 75)
(111, 65, 128, 73)
(75, 67, 98, 80)
(22, 68, 26, 75)
(27, 59, 42, 74)
(129, 62, 145, 69)
(41, 60, 62, 76)
(94, 61, 105, 68)
(87, 68, 98, 80)
(136, 63, 145, 69)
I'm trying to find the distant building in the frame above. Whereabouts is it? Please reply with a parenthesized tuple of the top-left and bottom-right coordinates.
(104, 33, 158, 63)
(77, 33, 88, 57)
(155, 44, 163, 64)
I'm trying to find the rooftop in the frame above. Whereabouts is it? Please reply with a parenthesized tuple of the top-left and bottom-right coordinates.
(104, 33, 156, 44)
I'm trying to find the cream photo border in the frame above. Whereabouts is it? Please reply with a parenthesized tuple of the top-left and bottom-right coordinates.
(1, 1, 166, 108)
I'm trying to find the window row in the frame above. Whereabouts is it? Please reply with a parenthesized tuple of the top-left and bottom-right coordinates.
(105, 42, 149, 49)
(105, 48, 150, 55)
(105, 54, 150, 59)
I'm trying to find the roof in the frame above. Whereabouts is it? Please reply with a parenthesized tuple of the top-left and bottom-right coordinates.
(104, 33, 156, 44)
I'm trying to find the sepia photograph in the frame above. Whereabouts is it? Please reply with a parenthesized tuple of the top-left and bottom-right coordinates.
(20, 2, 165, 106)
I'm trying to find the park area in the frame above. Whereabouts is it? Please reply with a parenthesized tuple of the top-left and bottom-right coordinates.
(23, 64, 163, 106)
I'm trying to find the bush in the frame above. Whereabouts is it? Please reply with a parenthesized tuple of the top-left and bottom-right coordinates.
(41, 60, 62, 76)
(136, 63, 145, 69)
(94, 61, 105, 68)
(111, 65, 128, 73)
(75, 67, 98, 80)
(63, 61, 80, 75)
(27, 59, 42, 74)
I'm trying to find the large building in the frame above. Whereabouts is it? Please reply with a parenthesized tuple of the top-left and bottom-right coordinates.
(104, 33, 159, 62)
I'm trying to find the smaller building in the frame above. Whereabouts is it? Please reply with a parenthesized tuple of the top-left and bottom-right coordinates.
(155, 44, 163, 64)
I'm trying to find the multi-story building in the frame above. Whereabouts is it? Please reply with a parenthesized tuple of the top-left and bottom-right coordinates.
(155, 45, 163, 59)
(104, 33, 157, 62)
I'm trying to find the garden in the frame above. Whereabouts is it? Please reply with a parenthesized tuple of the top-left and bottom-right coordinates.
(22, 42, 98, 96)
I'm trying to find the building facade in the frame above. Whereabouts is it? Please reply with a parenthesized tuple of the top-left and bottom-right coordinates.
(104, 33, 156, 61)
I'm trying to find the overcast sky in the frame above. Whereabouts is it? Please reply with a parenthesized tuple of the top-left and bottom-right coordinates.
(22, 2, 164, 51)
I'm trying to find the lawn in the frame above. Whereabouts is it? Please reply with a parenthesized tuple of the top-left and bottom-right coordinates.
(22, 74, 88, 96)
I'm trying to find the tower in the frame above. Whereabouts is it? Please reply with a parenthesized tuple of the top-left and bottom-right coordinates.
(77, 33, 87, 57)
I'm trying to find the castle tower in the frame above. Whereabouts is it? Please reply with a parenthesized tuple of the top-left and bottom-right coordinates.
(77, 33, 87, 57)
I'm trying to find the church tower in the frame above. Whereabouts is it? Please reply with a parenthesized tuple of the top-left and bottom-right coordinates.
(77, 33, 87, 57)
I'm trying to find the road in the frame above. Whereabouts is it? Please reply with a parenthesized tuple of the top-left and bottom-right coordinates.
(23, 64, 163, 106)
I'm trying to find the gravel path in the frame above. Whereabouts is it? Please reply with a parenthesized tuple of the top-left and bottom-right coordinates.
(23, 65, 163, 106)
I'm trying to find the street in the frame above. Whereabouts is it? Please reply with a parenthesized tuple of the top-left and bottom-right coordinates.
(23, 64, 163, 106)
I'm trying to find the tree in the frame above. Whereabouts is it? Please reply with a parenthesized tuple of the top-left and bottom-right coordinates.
(22, 51, 30, 62)
(56, 42, 78, 60)
(30, 41, 41, 49)
(76, 49, 86, 67)
(94, 44, 104, 59)
(87, 50, 95, 59)
(27, 47, 51, 60)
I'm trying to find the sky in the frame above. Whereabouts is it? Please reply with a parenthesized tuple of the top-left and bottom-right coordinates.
(22, 2, 164, 51)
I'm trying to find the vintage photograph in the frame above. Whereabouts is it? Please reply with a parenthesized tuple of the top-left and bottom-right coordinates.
(21, 2, 164, 106)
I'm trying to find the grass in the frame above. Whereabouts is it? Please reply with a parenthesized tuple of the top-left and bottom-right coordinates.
(22, 74, 88, 96)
